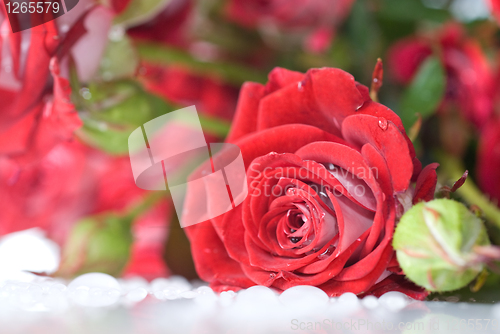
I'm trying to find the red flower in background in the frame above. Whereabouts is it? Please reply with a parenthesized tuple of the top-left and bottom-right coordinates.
(0, 1, 172, 279)
(128, 0, 193, 48)
(0, 142, 94, 243)
(0, 2, 112, 165)
(110, 0, 133, 14)
(123, 201, 172, 280)
(477, 117, 500, 206)
(185, 66, 437, 299)
(129, 0, 240, 122)
(488, 0, 500, 23)
(139, 65, 239, 121)
(388, 24, 495, 129)
(0, 138, 172, 278)
(225, 0, 355, 53)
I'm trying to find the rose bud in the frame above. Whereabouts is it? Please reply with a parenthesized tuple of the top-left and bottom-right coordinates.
(57, 213, 134, 277)
(393, 198, 491, 292)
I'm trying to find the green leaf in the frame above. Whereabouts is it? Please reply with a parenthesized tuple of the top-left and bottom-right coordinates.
(76, 80, 233, 154)
(114, 0, 171, 27)
(76, 81, 173, 154)
(400, 56, 446, 129)
(377, 0, 450, 23)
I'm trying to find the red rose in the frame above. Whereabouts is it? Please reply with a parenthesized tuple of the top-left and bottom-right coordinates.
(477, 117, 500, 206)
(0, 139, 172, 277)
(127, 0, 193, 48)
(0, 141, 94, 243)
(225, 0, 355, 53)
(123, 200, 172, 280)
(110, 0, 133, 14)
(184, 66, 437, 299)
(488, 0, 500, 23)
(388, 24, 495, 129)
(139, 65, 239, 121)
(0, 4, 112, 165)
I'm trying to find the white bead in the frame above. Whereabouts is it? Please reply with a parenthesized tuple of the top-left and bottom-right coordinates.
(279, 286, 329, 308)
(378, 291, 410, 312)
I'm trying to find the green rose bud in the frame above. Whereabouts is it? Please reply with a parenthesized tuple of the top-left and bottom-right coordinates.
(57, 214, 133, 278)
(393, 198, 491, 292)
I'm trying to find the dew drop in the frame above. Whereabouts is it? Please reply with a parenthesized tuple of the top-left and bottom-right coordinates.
(378, 117, 388, 131)
(108, 26, 125, 42)
(290, 237, 301, 243)
(326, 163, 336, 171)
(297, 81, 304, 92)
(318, 245, 335, 260)
(60, 24, 69, 33)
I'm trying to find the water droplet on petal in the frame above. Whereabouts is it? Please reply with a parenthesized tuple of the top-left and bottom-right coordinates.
(297, 81, 304, 92)
(108, 26, 125, 42)
(378, 117, 388, 131)
(318, 245, 335, 260)
(60, 24, 69, 33)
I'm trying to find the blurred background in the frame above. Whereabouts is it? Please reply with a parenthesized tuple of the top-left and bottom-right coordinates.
(0, 0, 499, 301)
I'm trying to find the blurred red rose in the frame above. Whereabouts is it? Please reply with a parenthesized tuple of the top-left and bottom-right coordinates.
(225, 0, 355, 53)
(139, 64, 239, 121)
(388, 24, 495, 129)
(0, 139, 172, 278)
(477, 116, 500, 206)
(110, 0, 133, 14)
(0, 3, 112, 165)
(129, 0, 239, 122)
(184, 66, 437, 299)
(488, 0, 500, 23)
(128, 0, 193, 48)
(0, 141, 94, 243)
(123, 200, 172, 280)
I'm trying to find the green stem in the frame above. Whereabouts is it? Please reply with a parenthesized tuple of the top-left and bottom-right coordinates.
(135, 42, 267, 85)
(437, 152, 500, 229)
